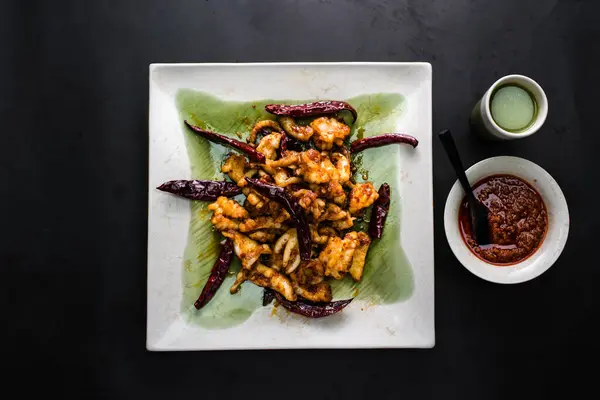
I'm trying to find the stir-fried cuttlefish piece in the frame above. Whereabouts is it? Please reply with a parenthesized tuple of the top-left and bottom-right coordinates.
(348, 232, 371, 281)
(256, 132, 282, 161)
(293, 282, 332, 303)
(222, 230, 271, 270)
(221, 154, 248, 187)
(248, 230, 276, 243)
(271, 228, 302, 274)
(348, 182, 379, 215)
(280, 116, 314, 142)
(249, 120, 282, 145)
(310, 117, 351, 150)
(249, 264, 296, 301)
(207, 196, 249, 231)
(319, 232, 363, 280)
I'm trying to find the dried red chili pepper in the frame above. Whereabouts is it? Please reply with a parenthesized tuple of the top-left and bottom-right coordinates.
(368, 183, 391, 239)
(279, 132, 303, 153)
(157, 180, 242, 201)
(274, 292, 353, 318)
(194, 238, 235, 309)
(350, 133, 419, 153)
(265, 101, 357, 123)
(262, 288, 275, 306)
(245, 178, 311, 261)
(184, 120, 266, 163)
(279, 132, 289, 153)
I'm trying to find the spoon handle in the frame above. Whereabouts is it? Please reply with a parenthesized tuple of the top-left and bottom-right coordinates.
(438, 129, 476, 199)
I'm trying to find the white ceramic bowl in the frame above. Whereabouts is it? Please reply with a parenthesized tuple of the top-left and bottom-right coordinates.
(444, 156, 569, 284)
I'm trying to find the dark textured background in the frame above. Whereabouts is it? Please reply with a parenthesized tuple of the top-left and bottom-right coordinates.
(2, 0, 599, 398)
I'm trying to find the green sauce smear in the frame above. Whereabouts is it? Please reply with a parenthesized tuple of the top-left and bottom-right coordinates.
(175, 90, 414, 328)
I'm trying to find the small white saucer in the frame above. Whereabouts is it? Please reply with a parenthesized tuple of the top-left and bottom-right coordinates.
(444, 156, 569, 284)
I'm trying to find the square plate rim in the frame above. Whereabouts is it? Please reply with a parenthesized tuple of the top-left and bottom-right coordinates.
(147, 62, 434, 350)
(149, 61, 432, 69)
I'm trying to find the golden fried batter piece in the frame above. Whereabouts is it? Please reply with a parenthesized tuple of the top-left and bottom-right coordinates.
(319, 232, 360, 280)
(271, 228, 301, 274)
(249, 120, 282, 145)
(267, 151, 301, 168)
(318, 226, 338, 238)
(310, 226, 329, 245)
(222, 230, 271, 270)
(348, 232, 371, 281)
(348, 182, 379, 215)
(310, 117, 351, 150)
(262, 164, 301, 187)
(298, 149, 339, 184)
(330, 214, 355, 230)
(319, 203, 349, 221)
(207, 197, 249, 231)
(243, 193, 287, 222)
(249, 264, 296, 301)
(310, 225, 340, 245)
(242, 187, 268, 211)
(308, 181, 346, 206)
(248, 231, 276, 243)
(290, 259, 325, 285)
(293, 188, 318, 209)
(293, 282, 332, 303)
(221, 154, 248, 187)
(292, 189, 325, 220)
(208, 197, 248, 219)
(280, 116, 314, 141)
(331, 152, 351, 183)
(327, 180, 347, 205)
(210, 214, 240, 231)
(230, 269, 249, 293)
(256, 132, 282, 161)
(239, 216, 285, 232)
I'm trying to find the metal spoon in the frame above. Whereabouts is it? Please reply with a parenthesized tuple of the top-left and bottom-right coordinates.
(438, 129, 491, 245)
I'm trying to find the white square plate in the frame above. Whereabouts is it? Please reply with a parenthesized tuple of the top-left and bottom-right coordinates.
(148, 63, 434, 350)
